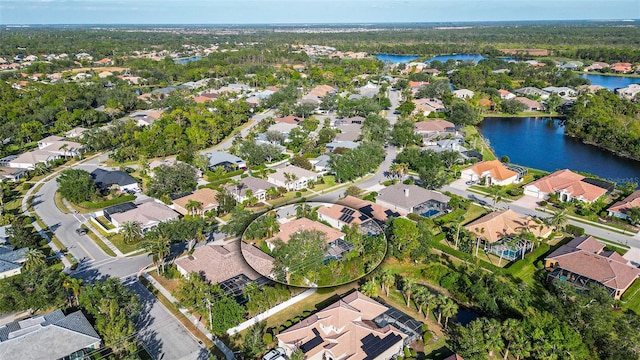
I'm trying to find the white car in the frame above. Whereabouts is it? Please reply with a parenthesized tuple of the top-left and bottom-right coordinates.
(263, 348, 287, 360)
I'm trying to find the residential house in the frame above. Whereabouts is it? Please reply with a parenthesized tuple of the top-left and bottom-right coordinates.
(513, 97, 544, 112)
(8, 150, 60, 170)
(0, 225, 10, 244)
(224, 177, 276, 203)
(334, 123, 362, 142)
(423, 139, 468, 156)
(608, 190, 640, 220)
(584, 62, 610, 72)
(461, 160, 522, 186)
(204, 151, 247, 170)
(545, 236, 640, 299)
(0, 309, 102, 360)
(616, 84, 640, 100)
(176, 242, 273, 290)
(560, 61, 583, 70)
(423, 68, 441, 76)
(331, 116, 365, 127)
(317, 203, 382, 235)
(0, 245, 28, 279)
(524, 169, 609, 203)
(414, 120, 456, 139)
(110, 201, 179, 232)
(325, 141, 359, 153)
(466, 209, 552, 243)
(90, 168, 140, 193)
(0, 166, 27, 182)
(172, 188, 219, 216)
(98, 71, 113, 79)
(267, 165, 317, 191)
(412, 98, 446, 116)
(65, 127, 88, 139)
(277, 291, 407, 360)
(266, 217, 345, 253)
(273, 115, 303, 125)
(610, 62, 633, 73)
(301, 85, 336, 105)
(513, 87, 550, 99)
(453, 89, 475, 99)
(498, 89, 516, 100)
(339, 196, 401, 224)
(310, 155, 331, 172)
(127, 109, 164, 127)
(577, 84, 606, 93)
(376, 184, 450, 217)
(267, 122, 299, 139)
(542, 86, 577, 97)
(100, 202, 137, 225)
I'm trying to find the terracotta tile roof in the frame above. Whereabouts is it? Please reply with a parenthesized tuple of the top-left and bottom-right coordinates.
(514, 97, 542, 109)
(608, 190, 640, 216)
(526, 169, 607, 202)
(338, 196, 401, 222)
(277, 291, 406, 360)
(467, 160, 518, 181)
(241, 242, 275, 276)
(545, 236, 640, 291)
(444, 355, 465, 360)
(274, 115, 302, 124)
(268, 218, 344, 245)
(172, 188, 219, 213)
(414, 120, 455, 133)
(308, 85, 336, 97)
(175, 241, 268, 283)
(317, 204, 368, 225)
(193, 95, 213, 103)
(465, 209, 552, 243)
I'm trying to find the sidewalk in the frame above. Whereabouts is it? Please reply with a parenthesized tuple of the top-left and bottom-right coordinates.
(84, 219, 125, 257)
(142, 272, 236, 360)
(226, 287, 316, 336)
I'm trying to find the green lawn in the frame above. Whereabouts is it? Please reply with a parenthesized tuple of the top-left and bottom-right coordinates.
(621, 279, 640, 315)
(107, 233, 145, 254)
(54, 192, 71, 214)
(461, 203, 489, 224)
(95, 216, 115, 230)
(84, 227, 117, 257)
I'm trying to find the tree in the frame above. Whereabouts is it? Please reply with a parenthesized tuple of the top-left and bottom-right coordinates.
(290, 348, 305, 360)
(271, 230, 328, 283)
(402, 277, 416, 308)
(56, 169, 95, 204)
(121, 221, 142, 244)
(209, 295, 245, 336)
(487, 186, 507, 207)
(440, 298, 459, 329)
(448, 101, 480, 125)
(220, 207, 256, 236)
(545, 93, 562, 113)
(627, 207, 640, 225)
(62, 277, 83, 307)
(290, 156, 312, 170)
(242, 321, 267, 359)
(379, 268, 394, 296)
(391, 118, 421, 147)
(389, 163, 409, 180)
(361, 278, 378, 297)
(144, 233, 171, 274)
(546, 209, 568, 230)
(501, 318, 524, 360)
(215, 190, 237, 215)
(147, 163, 198, 198)
(185, 199, 203, 217)
(390, 218, 419, 260)
(24, 248, 46, 271)
(8, 218, 40, 249)
(397, 100, 416, 117)
(500, 98, 527, 114)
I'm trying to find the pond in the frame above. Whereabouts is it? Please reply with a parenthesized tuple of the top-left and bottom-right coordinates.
(375, 54, 420, 64)
(174, 56, 201, 64)
(478, 117, 640, 184)
(580, 73, 640, 90)
(451, 308, 481, 325)
(426, 54, 487, 63)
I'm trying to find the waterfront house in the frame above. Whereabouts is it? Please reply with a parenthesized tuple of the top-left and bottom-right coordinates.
(610, 62, 633, 73)
(267, 165, 317, 191)
(523, 169, 609, 203)
(376, 184, 450, 217)
(461, 160, 522, 186)
(413, 120, 456, 139)
(616, 84, 640, 100)
(544, 235, 640, 299)
(584, 62, 610, 72)
(513, 97, 544, 111)
(542, 86, 577, 97)
(513, 87, 550, 99)
(607, 190, 640, 220)
(498, 89, 516, 100)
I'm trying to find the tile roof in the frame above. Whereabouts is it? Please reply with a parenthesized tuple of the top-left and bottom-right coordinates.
(269, 218, 344, 245)
(172, 188, 219, 212)
(465, 209, 552, 243)
(91, 168, 137, 187)
(414, 120, 455, 133)
(277, 291, 405, 360)
(240, 243, 275, 277)
(377, 184, 450, 214)
(338, 196, 401, 223)
(317, 204, 370, 225)
(608, 190, 640, 216)
(111, 201, 179, 228)
(269, 165, 317, 183)
(225, 177, 277, 197)
(526, 169, 607, 202)
(467, 160, 518, 181)
(546, 236, 640, 291)
(176, 241, 268, 283)
(514, 97, 543, 109)
(274, 115, 302, 124)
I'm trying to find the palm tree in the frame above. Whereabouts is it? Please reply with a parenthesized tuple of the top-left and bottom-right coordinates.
(63, 277, 83, 307)
(290, 348, 305, 360)
(263, 215, 280, 238)
(24, 248, 46, 271)
(145, 234, 171, 275)
(188, 231, 207, 252)
(33, 162, 48, 176)
(436, 294, 449, 325)
(440, 298, 459, 330)
(361, 278, 378, 298)
(488, 186, 506, 208)
(422, 291, 437, 321)
(483, 318, 504, 357)
(284, 172, 298, 191)
(185, 199, 203, 217)
(379, 268, 394, 296)
(389, 163, 409, 180)
(501, 318, 522, 360)
(402, 277, 416, 308)
(413, 286, 429, 316)
(547, 209, 568, 231)
(121, 221, 142, 245)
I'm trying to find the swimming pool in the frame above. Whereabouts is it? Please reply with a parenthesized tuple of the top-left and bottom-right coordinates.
(420, 209, 440, 218)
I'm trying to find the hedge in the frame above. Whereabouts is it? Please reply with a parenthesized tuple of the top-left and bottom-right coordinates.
(565, 224, 585, 236)
(79, 195, 135, 209)
(206, 169, 244, 182)
(429, 235, 504, 274)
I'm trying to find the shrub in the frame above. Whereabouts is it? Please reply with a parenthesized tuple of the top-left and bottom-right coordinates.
(507, 187, 524, 196)
(539, 200, 548, 206)
(22, 183, 32, 190)
(404, 347, 411, 358)
(285, 320, 292, 327)
(263, 333, 273, 344)
(79, 195, 135, 209)
(240, 173, 249, 178)
(565, 224, 585, 236)
(402, 179, 414, 185)
(423, 331, 433, 343)
(295, 192, 302, 198)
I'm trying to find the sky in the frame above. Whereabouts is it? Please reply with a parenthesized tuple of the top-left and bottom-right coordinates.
(1, 0, 639, 25)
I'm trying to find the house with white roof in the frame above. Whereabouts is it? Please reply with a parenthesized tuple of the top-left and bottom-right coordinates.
(110, 201, 180, 232)
(453, 89, 475, 99)
(268, 165, 318, 191)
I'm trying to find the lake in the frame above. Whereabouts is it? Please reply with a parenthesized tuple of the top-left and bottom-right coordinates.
(375, 54, 420, 64)
(478, 117, 640, 184)
(174, 56, 201, 64)
(581, 73, 640, 90)
(427, 54, 486, 63)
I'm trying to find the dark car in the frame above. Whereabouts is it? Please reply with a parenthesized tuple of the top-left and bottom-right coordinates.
(75, 228, 88, 235)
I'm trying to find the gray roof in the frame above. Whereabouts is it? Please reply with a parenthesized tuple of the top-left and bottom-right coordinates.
(91, 168, 137, 187)
(377, 184, 450, 211)
(326, 141, 359, 150)
(0, 247, 27, 263)
(0, 310, 101, 360)
(514, 87, 550, 96)
(203, 151, 246, 168)
(311, 155, 331, 168)
(0, 225, 10, 243)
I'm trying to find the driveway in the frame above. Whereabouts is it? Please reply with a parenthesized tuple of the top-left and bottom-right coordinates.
(510, 195, 540, 210)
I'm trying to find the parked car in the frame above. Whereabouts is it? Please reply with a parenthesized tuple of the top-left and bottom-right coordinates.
(75, 228, 88, 235)
(465, 180, 476, 185)
(263, 348, 286, 360)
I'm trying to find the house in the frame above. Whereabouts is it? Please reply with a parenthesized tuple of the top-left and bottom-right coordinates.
(8, 150, 60, 170)
(0, 166, 27, 182)
(334, 123, 362, 142)
(204, 151, 247, 170)
(560, 61, 583, 70)
(616, 84, 640, 100)
(0, 225, 10, 244)
(175, 242, 273, 289)
(65, 127, 88, 139)
(423, 139, 467, 155)
(317, 203, 381, 235)
(610, 62, 633, 73)
(498, 89, 516, 100)
(513, 97, 544, 112)
(266, 217, 345, 252)
(267, 165, 317, 191)
(301, 85, 336, 105)
(608, 190, 640, 220)
(513, 87, 550, 99)
(376, 184, 450, 217)
(584, 62, 610, 72)
(412, 98, 446, 116)
(414, 120, 456, 139)
(0, 309, 102, 360)
(225, 177, 277, 203)
(339, 196, 401, 224)
(331, 116, 365, 127)
(110, 201, 179, 232)
(542, 86, 577, 97)
(524, 169, 609, 203)
(544, 236, 640, 299)
(172, 188, 219, 216)
(273, 115, 303, 125)
(0, 245, 28, 279)
(453, 89, 475, 99)
(310, 155, 331, 172)
(325, 141, 359, 153)
(267, 122, 299, 139)
(577, 84, 606, 93)
(277, 291, 407, 360)
(90, 168, 139, 193)
(461, 160, 521, 186)
(465, 209, 552, 244)
(100, 202, 137, 225)
(127, 109, 164, 127)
